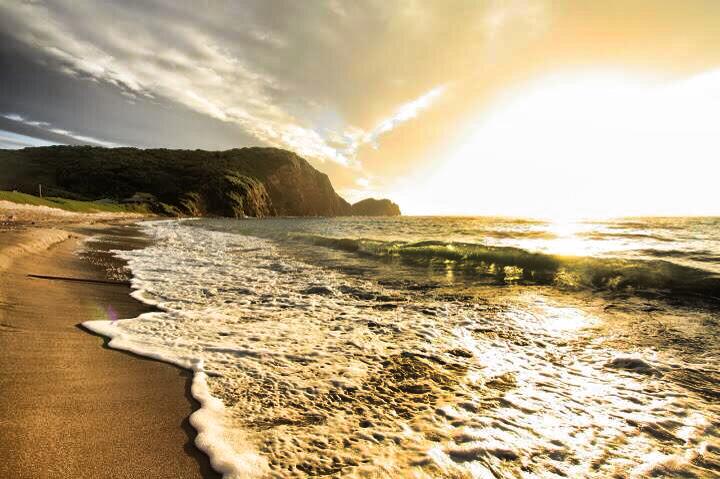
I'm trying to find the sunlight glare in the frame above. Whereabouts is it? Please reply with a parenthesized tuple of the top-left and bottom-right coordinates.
(394, 70, 720, 218)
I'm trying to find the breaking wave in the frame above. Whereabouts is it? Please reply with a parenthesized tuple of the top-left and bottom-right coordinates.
(289, 234, 720, 299)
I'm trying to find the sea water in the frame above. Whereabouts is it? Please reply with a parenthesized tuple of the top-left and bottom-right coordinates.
(84, 217, 720, 478)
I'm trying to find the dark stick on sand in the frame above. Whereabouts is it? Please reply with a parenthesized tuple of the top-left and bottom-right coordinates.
(27, 273, 131, 286)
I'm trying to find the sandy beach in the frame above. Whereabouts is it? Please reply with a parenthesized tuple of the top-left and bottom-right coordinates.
(0, 208, 218, 478)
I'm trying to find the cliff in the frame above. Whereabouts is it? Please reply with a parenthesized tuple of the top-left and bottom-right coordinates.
(0, 146, 399, 218)
(180, 173, 275, 218)
(351, 198, 401, 216)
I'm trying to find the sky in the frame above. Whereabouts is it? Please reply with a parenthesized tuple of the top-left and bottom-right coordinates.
(1, 0, 719, 217)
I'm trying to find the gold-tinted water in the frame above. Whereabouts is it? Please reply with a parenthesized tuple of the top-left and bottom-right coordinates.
(95, 220, 720, 478)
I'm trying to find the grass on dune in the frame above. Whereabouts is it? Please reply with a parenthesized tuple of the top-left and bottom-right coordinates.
(0, 190, 147, 214)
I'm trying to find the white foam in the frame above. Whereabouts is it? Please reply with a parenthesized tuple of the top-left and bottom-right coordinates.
(190, 372, 269, 478)
(83, 317, 268, 478)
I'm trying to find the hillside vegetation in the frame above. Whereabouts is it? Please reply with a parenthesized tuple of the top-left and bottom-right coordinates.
(0, 146, 398, 218)
(0, 190, 146, 214)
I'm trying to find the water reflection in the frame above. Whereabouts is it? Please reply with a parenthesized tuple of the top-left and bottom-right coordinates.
(443, 293, 719, 478)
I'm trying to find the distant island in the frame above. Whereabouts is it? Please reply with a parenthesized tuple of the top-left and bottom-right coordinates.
(0, 146, 401, 218)
(349, 198, 401, 217)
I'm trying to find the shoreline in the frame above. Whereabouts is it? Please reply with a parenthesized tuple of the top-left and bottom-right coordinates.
(0, 220, 219, 478)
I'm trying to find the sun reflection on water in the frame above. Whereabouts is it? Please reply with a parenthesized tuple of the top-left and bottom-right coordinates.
(440, 293, 720, 478)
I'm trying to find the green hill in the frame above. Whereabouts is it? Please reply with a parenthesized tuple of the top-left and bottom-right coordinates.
(0, 146, 356, 217)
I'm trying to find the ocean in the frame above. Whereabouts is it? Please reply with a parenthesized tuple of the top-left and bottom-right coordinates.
(84, 216, 720, 478)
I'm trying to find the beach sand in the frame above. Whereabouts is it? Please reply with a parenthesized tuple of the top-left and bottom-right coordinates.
(0, 221, 219, 478)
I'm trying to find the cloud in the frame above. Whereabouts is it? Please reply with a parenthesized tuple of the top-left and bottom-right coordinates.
(483, 0, 548, 44)
(0, 130, 56, 149)
(362, 85, 447, 149)
(322, 85, 448, 170)
(2, 113, 119, 147)
(0, 2, 475, 170)
(0, 0, 555, 195)
(0, 1, 361, 165)
(3, 113, 50, 128)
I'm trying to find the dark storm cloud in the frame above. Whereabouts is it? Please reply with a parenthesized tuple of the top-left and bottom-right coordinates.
(0, 32, 261, 150)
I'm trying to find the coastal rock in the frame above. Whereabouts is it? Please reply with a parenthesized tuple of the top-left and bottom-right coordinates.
(606, 356, 657, 375)
(301, 285, 336, 296)
(237, 148, 351, 216)
(183, 172, 275, 218)
(350, 198, 401, 216)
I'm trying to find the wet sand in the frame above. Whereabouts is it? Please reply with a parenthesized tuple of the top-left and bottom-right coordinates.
(0, 225, 219, 478)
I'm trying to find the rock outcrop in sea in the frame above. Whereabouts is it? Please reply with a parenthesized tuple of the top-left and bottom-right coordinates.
(350, 198, 401, 216)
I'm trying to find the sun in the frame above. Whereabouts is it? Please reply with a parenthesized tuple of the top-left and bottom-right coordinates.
(392, 70, 720, 218)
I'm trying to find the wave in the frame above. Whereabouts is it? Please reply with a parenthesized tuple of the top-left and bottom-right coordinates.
(635, 248, 720, 263)
(289, 234, 720, 300)
(468, 229, 558, 240)
(579, 231, 674, 242)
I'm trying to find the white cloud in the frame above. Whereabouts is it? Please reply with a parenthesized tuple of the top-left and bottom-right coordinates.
(363, 85, 447, 149)
(0, 131, 56, 149)
(327, 0, 348, 18)
(3, 113, 119, 147)
(328, 85, 448, 166)
(482, 0, 549, 49)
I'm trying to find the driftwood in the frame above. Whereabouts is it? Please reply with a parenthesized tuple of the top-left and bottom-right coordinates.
(27, 274, 130, 286)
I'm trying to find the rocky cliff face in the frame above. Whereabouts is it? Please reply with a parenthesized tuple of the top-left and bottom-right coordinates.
(181, 173, 275, 218)
(219, 174, 275, 218)
(231, 148, 351, 216)
(351, 198, 401, 216)
(0, 145, 399, 218)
